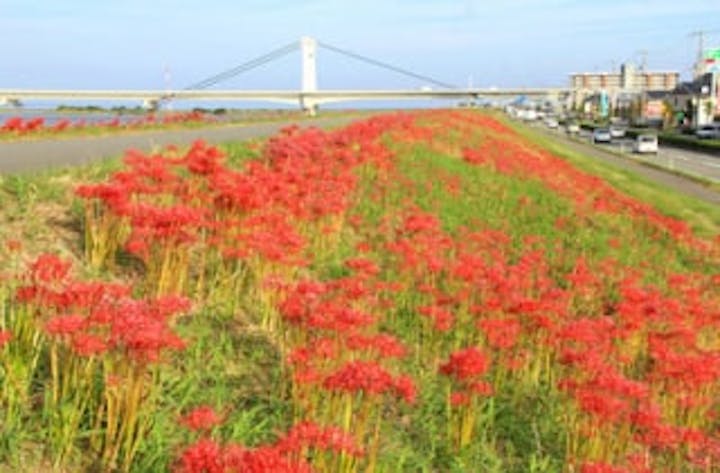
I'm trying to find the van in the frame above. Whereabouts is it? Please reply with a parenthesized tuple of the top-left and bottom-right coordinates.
(695, 124, 720, 139)
(634, 134, 658, 154)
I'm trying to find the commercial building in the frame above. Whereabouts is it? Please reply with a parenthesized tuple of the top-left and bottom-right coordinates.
(569, 63, 679, 115)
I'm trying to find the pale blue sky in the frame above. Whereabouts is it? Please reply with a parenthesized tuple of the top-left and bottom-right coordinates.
(2, 1, 720, 94)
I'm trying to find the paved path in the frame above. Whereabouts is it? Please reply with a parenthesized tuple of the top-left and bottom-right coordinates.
(0, 117, 356, 174)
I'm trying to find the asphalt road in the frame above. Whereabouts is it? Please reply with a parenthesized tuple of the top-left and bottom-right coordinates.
(527, 122, 720, 205)
(572, 130, 720, 183)
(0, 117, 357, 174)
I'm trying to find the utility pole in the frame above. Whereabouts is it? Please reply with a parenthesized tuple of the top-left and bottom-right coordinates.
(637, 50, 648, 72)
(689, 31, 705, 78)
(689, 30, 720, 78)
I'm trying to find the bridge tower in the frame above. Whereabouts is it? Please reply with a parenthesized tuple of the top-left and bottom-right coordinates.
(300, 36, 319, 115)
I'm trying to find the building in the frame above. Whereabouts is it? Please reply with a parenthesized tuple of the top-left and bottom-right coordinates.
(569, 63, 679, 114)
(665, 48, 720, 127)
(668, 73, 715, 127)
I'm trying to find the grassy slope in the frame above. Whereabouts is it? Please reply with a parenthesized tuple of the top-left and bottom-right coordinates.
(0, 112, 718, 471)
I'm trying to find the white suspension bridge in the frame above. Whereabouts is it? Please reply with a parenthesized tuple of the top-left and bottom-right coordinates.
(0, 37, 570, 115)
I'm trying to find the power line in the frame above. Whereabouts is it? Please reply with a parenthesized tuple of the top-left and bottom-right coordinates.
(183, 41, 299, 90)
(317, 41, 458, 89)
(688, 29, 720, 77)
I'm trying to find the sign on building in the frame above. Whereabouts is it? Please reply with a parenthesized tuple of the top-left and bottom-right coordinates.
(644, 100, 664, 120)
(704, 48, 720, 73)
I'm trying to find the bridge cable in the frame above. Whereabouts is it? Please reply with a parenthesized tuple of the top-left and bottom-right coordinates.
(317, 41, 458, 90)
(183, 41, 300, 91)
(184, 43, 298, 90)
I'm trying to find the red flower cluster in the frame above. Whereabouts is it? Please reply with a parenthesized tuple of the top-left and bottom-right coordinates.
(179, 406, 223, 432)
(62, 109, 720, 469)
(1, 112, 214, 137)
(17, 253, 188, 362)
(439, 347, 490, 381)
(0, 329, 11, 347)
(174, 420, 362, 473)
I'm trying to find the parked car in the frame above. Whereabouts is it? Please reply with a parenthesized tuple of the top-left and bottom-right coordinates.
(609, 126, 626, 138)
(695, 124, 720, 139)
(592, 128, 612, 143)
(634, 134, 658, 154)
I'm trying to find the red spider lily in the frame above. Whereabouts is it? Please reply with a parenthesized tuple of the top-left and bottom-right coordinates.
(5, 239, 21, 252)
(279, 280, 328, 324)
(450, 391, 469, 407)
(71, 333, 108, 357)
(439, 347, 490, 382)
(25, 117, 44, 132)
(174, 421, 361, 473)
(179, 406, 223, 432)
(477, 316, 522, 350)
(468, 381, 494, 397)
(457, 113, 708, 249)
(53, 119, 71, 132)
(45, 314, 86, 337)
(331, 276, 373, 301)
(0, 330, 11, 347)
(345, 333, 407, 359)
(221, 445, 313, 473)
(16, 276, 131, 314)
(281, 284, 375, 330)
(27, 253, 72, 283)
(575, 389, 631, 424)
(392, 375, 417, 404)
(275, 421, 364, 456)
(109, 300, 187, 363)
(175, 438, 224, 473)
(580, 462, 631, 473)
(180, 139, 226, 176)
(1, 116, 25, 132)
(322, 360, 414, 402)
(633, 421, 684, 451)
(344, 257, 379, 277)
(418, 304, 454, 332)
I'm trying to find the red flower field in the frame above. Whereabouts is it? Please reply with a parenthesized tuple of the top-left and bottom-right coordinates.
(0, 110, 718, 472)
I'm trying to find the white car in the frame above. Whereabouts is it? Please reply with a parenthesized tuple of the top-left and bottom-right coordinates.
(566, 122, 580, 134)
(592, 128, 612, 143)
(634, 134, 658, 154)
(609, 126, 626, 138)
(545, 118, 559, 128)
(523, 110, 538, 121)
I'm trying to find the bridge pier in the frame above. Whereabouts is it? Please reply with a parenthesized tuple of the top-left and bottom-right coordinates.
(300, 37, 318, 116)
(142, 99, 159, 111)
(300, 97, 319, 116)
(0, 97, 23, 108)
